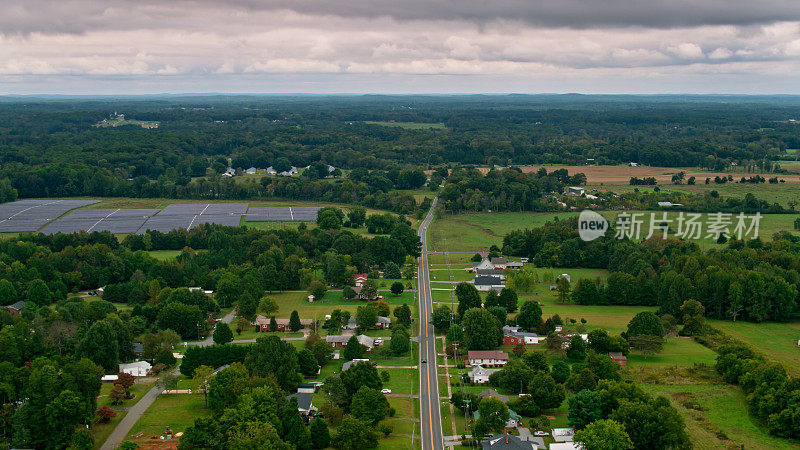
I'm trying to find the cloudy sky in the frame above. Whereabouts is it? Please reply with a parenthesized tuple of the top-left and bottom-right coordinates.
(2, 0, 800, 94)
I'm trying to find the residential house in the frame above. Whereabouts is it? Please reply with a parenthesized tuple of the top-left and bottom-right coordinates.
(472, 257, 496, 272)
(245, 167, 257, 174)
(297, 383, 317, 394)
(252, 315, 312, 332)
(474, 275, 504, 292)
(278, 166, 299, 177)
(324, 335, 350, 348)
(567, 186, 585, 196)
(468, 365, 502, 384)
(119, 361, 152, 377)
(478, 388, 509, 403)
(490, 257, 508, 269)
(506, 261, 524, 270)
(376, 316, 391, 329)
(609, 352, 627, 366)
(629, 162, 639, 167)
(551, 428, 575, 443)
(474, 408, 521, 430)
(265, 167, 277, 175)
(356, 334, 376, 351)
(286, 393, 316, 416)
(482, 434, 545, 450)
(502, 326, 543, 345)
(468, 350, 509, 367)
(354, 273, 369, 287)
(132, 342, 144, 357)
(5, 301, 25, 315)
(341, 359, 370, 372)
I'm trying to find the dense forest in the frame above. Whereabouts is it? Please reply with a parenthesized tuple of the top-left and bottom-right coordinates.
(1, 95, 800, 206)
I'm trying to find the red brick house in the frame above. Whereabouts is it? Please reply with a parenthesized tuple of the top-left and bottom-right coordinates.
(609, 352, 627, 366)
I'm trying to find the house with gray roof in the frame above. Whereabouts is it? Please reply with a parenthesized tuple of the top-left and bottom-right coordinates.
(286, 393, 315, 415)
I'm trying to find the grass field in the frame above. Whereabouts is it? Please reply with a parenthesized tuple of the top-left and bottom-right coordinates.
(146, 250, 182, 260)
(268, 290, 417, 318)
(91, 410, 127, 449)
(594, 181, 800, 209)
(643, 384, 798, 449)
(126, 394, 210, 443)
(429, 210, 798, 252)
(364, 121, 446, 130)
(626, 337, 717, 367)
(98, 381, 154, 408)
(710, 320, 800, 373)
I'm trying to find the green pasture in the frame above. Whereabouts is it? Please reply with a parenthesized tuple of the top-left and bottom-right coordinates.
(126, 394, 210, 443)
(643, 384, 798, 449)
(710, 320, 800, 373)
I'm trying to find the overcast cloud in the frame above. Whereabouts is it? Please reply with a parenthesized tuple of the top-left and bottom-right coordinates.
(1, 0, 799, 94)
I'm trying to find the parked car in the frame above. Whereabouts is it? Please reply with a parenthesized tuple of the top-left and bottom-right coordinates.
(534, 431, 549, 437)
(381, 389, 392, 394)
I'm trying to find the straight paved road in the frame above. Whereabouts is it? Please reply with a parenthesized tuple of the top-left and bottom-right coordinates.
(418, 198, 443, 450)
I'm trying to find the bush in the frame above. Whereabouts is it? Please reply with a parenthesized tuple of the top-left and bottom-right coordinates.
(180, 344, 251, 376)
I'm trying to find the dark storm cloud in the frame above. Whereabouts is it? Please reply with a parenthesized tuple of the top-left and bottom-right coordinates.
(1, 0, 799, 35)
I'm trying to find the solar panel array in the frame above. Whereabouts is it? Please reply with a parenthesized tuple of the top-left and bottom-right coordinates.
(137, 203, 248, 234)
(41, 209, 159, 234)
(0, 199, 100, 232)
(245, 206, 322, 222)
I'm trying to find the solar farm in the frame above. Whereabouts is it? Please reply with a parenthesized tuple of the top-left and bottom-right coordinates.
(0, 200, 323, 234)
(245, 206, 322, 221)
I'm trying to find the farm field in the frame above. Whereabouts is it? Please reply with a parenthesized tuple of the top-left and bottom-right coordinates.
(643, 384, 798, 449)
(479, 164, 800, 186)
(593, 181, 800, 209)
(429, 210, 798, 252)
(146, 250, 182, 260)
(710, 320, 800, 373)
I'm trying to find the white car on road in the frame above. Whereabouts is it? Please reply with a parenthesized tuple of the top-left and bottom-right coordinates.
(381, 389, 392, 394)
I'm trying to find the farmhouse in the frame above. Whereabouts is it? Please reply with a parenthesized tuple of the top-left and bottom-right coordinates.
(286, 393, 316, 416)
(478, 389, 509, 403)
(468, 365, 502, 384)
(468, 350, 509, 367)
(609, 352, 627, 366)
(474, 275, 505, 291)
(567, 186, 585, 196)
(503, 326, 543, 345)
(5, 301, 25, 315)
(119, 361, 151, 377)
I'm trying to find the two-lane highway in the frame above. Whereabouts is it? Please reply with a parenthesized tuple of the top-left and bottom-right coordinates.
(418, 198, 443, 450)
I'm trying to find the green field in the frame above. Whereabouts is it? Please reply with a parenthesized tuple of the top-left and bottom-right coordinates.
(643, 384, 798, 449)
(146, 250, 182, 261)
(126, 394, 210, 443)
(593, 181, 800, 209)
(364, 121, 446, 130)
(429, 210, 799, 252)
(710, 320, 800, 373)
(626, 337, 717, 367)
(91, 410, 127, 449)
(268, 289, 417, 318)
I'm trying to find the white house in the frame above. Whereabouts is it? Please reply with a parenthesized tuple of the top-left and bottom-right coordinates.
(119, 361, 151, 377)
(552, 428, 576, 443)
(467, 350, 508, 367)
(468, 365, 502, 384)
(568, 186, 585, 196)
(245, 167, 257, 174)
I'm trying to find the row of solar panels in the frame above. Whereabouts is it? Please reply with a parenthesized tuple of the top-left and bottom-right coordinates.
(0, 200, 323, 234)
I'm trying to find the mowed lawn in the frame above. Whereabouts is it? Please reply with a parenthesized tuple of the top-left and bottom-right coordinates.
(126, 394, 210, 443)
(643, 384, 798, 449)
(268, 290, 417, 318)
(626, 337, 717, 367)
(710, 320, 800, 373)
